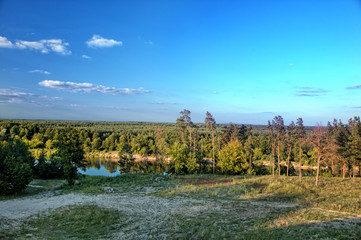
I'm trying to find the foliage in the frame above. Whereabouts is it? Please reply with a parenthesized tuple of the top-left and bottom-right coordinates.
(218, 140, 249, 174)
(33, 152, 64, 179)
(0, 138, 34, 194)
(55, 128, 86, 186)
(169, 142, 190, 174)
(118, 154, 136, 173)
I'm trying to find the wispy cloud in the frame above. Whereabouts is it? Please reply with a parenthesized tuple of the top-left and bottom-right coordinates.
(86, 35, 122, 48)
(346, 84, 361, 90)
(82, 54, 92, 59)
(150, 101, 178, 105)
(288, 63, 295, 66)
(0, 88, 61, 105)
(0, 35, 71, 55)
(28, 69, 51, 75)
(294, 86, 327, 97)
(39, 80, 150, 95)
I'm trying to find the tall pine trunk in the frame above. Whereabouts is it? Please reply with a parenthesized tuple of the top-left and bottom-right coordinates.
(315, 153, 321, 186)
(287, 145, 292, 176)
(299, 138, 302, 182)
(249, 151, 252, 175)
(212, 130, 215, 174)
(277, 132, 281, 176)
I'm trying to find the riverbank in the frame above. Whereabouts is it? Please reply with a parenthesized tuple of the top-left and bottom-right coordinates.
(1, 175, 361, 239)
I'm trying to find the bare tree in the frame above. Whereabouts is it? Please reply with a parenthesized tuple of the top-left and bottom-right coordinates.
(310, 124, 327, 186)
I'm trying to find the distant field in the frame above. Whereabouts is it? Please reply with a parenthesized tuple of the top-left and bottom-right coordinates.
(1, 174, 360, 239)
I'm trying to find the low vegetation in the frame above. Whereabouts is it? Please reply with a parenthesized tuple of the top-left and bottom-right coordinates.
(1, 174, 360, 239)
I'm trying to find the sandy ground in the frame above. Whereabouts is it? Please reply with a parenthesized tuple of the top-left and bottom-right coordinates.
(1, 187, 360, 239)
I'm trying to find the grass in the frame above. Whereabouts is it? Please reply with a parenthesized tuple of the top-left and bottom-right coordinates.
(20, 204, 125, 239)
(2, 174, 361, 239)
(0, 179, 65, 201)
(64, 172, 175, 194)
(160, 175, 361, 214)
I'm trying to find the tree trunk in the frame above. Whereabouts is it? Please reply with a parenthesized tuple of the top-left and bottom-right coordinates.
(315, 153, 321, 186)
(343, 162, 347, 179)
(299, 138, 302, 182)
(249, 151, 252, 175)
(287, 145, 292, 176)
(272, 147, 275, 177)
(212, 129, 215, 174)
(331, 159, 334, 176)
(200, 144, 203, 173)
(277, 132, 281, 176)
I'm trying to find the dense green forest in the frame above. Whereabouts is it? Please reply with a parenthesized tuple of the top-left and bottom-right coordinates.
(1, 110, 361, 194)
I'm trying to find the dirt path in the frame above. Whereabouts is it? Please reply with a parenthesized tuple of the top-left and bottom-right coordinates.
(0, 189, 302, 239)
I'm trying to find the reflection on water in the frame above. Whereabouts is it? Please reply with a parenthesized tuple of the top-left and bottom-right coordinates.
(78, 157, 120, 177)
(78, 156, 170, 177)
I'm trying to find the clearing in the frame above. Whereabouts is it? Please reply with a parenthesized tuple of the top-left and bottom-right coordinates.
(1, 175, 361, 239)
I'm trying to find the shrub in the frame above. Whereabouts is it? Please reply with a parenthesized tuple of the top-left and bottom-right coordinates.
(218, 140, 249, 175)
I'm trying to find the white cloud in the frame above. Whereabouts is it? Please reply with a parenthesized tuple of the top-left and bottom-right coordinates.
(0, 88, 61, 105)
(82, 54, 92, 59)
(0, 36, 14, 48)
(86, 35, 122, 48)
(0, 35, 71, 55)
(29, 69, 51, 75)
(39, 80, 150, 95)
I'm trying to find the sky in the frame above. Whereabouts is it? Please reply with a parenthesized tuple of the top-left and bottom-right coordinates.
(1, 0, 361, 125)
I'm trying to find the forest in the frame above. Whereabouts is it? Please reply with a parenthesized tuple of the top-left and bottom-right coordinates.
(1, 109, 361, 194)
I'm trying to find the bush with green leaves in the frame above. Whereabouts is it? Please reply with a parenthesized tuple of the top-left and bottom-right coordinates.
(218, 140, 249, 175)
(0, 138, 34, 194)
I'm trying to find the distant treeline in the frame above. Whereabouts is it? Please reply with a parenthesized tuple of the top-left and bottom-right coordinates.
(1, 111, 360, 181)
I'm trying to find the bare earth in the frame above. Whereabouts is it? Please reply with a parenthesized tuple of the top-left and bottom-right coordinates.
(1, 184, 360, 239)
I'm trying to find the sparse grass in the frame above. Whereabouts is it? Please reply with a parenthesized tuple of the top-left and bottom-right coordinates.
(2, 174, 361, 239)
(63, 173, 175, 195)
(160, 175, 361, 214)
(0, 179, 65, 201)
(20, 204, 125, 239)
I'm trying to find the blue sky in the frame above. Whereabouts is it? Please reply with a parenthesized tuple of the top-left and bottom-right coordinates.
(1, 0, 361, 125)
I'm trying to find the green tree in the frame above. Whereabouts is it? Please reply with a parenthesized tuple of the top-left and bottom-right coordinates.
(169, 142, 189, 174)
(347, 117, 361, 178)
(0, 138, 34, 194)
(55, 128, 86, 186)
(218, 140, 248, 175)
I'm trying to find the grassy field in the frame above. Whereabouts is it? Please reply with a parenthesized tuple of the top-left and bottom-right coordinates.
(1, 174, 361, 239)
